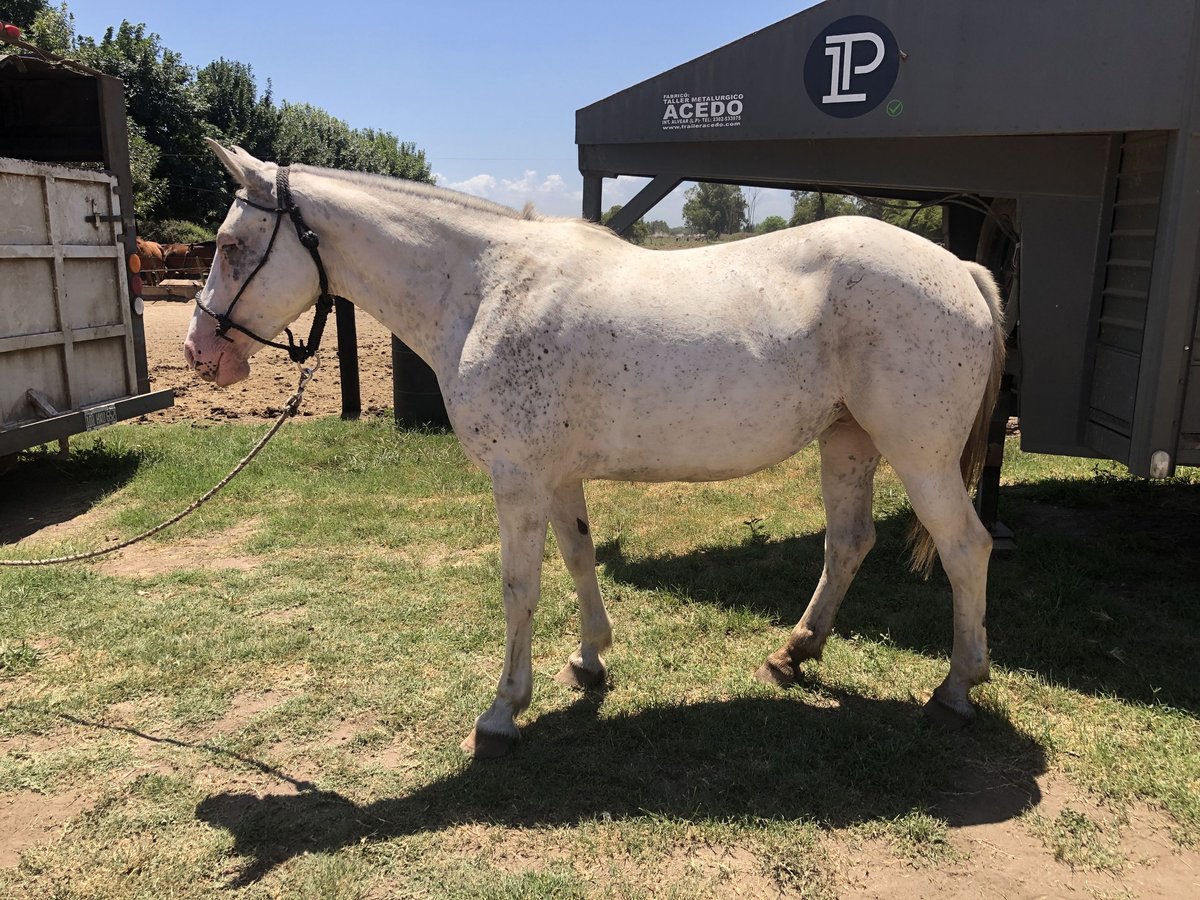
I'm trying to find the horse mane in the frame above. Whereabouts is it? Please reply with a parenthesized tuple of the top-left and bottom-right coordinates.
(293, 164, 618, 237)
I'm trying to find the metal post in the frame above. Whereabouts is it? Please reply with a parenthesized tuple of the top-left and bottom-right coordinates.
(582, 174, 604, 222)
(334, 298, 361, 419)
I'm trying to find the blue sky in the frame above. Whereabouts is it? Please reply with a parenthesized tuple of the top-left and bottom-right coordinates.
(72, 1, 820, 225)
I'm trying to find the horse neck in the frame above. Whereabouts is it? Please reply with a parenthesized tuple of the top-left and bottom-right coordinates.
(295, 172, 518, 376)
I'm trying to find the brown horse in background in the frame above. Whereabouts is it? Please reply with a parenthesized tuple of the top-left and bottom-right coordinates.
(135, 237, 166, 286)
(163, 241, 216, 279)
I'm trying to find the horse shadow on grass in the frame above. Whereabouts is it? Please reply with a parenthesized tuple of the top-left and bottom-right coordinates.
(196, 689, 1044, 886)
(596, 473, 1200, 715)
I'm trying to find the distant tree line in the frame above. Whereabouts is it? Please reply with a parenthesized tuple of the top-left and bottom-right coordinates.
(672, 183, 943, 243)
(2, 2, 433, 241)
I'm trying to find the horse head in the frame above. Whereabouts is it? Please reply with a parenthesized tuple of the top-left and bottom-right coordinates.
(183, 140, 324, 386)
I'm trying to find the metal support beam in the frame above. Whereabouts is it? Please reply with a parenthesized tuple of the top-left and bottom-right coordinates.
(605, 174, 682, 235)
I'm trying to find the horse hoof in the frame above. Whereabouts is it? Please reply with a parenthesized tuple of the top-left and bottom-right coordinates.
(922, 692, 975, 731)
(554, 659, 606, 691)
(461, 726, 518, 759)
(753, 655, 797, 689)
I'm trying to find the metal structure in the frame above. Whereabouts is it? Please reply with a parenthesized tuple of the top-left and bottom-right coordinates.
(577, 0, 1200, 486)
(0, 35, 172, 460)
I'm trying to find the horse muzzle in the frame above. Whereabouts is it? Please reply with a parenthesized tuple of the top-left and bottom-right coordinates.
(183, 334, 251, 386)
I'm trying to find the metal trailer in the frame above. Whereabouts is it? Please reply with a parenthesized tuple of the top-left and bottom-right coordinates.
(575, 0, 1200, 507)
(0, 37, 173, 466)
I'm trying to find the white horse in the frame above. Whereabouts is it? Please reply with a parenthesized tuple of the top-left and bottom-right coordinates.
(186, 141, 1004, 758)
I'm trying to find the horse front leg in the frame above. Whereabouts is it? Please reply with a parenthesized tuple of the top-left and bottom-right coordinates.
(549, 480, 611, 690)
(461, 473, 549, 759)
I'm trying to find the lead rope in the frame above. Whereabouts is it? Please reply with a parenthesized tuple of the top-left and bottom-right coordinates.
(0, 360, 319, 567)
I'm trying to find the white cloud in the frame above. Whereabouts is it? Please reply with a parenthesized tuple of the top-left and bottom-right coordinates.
(445, 169, 582, 216)
(438, 171, 793, 226)
(447, 173, 499, 195)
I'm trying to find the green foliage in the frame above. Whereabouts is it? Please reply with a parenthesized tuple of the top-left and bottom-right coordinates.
(852, 196, 943, 242)
(23, 1, 72, 53)
(756, 215, 788, 234)
(600, 204, 649, 244)
(790, 191, 943, 240)
(140, 219, 214, 244)
(788, 190, 862, 227)
(646, 219, 671, 235)
(126, 117, 166, 221)
(76, 21, 224, 225)
(683, 183, 747, 235)
(0, 0, 46, 29)
(270, 102, 432, 183)
(196, 58, 277, 159)
(341, 128, 432, 182)
(25, 4, 432, 229)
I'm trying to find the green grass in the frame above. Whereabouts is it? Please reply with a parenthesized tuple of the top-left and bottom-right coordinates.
(1, 417, 1197, 897)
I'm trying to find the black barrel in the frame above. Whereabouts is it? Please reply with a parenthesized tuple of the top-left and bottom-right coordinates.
(392, 336, 450, 429)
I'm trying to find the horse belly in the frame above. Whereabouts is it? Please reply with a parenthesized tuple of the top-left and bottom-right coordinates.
(582, 360, 836, 483)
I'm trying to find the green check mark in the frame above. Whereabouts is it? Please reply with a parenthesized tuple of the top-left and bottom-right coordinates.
(886, 100, 904, 117)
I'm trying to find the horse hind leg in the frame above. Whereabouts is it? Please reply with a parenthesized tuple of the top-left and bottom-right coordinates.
(548, 480, 612, 690)
(756, 416, 880, 687)
(891, 456, 992, 724)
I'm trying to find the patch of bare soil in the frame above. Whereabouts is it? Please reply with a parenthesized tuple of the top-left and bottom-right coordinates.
(207, 689, 285, 736)
(140, 300, 399, 424)
(94, 519, 265, 577)
(0, 790, 91, 868)
(836, 774, 1200, 899)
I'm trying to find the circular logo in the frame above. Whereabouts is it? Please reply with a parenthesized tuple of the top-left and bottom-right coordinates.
(803, 15, 900, 118)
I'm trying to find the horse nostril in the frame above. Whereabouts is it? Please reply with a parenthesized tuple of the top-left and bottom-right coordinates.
(183, 341, 196, 367)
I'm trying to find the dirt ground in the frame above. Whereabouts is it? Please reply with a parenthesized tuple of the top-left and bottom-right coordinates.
(141, 299, 400, 423)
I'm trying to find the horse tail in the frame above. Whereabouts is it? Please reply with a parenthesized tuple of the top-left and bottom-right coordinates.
(907, 262, 1006, 577)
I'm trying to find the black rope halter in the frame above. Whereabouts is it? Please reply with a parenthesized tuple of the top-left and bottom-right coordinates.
(196, 166, 338, 364)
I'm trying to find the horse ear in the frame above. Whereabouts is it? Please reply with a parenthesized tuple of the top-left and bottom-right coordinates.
(206, 138, 273, 198)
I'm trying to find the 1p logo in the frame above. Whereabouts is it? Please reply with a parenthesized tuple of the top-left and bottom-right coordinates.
(804, 15, 900, 118)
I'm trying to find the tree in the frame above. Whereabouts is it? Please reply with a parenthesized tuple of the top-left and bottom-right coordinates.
(756, 215, 788, 234)
(269, 103, 432, 183)
(601, 205, 649, 244)
(342, 128, 432, 182)
(682, 183, 747, 236)
(790, 190, 944, 240)
(126, 118, 166, 221)
(24, 1, 73, 53)
(0, 0, 47, 29)
(76, 22, 225, 225)
(646, 219, 671, 236)
(28, 5, 433, 229)
(789, 190, 862, 227)
(197, 58, 277, 159)
(861, 198, 943, 242)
